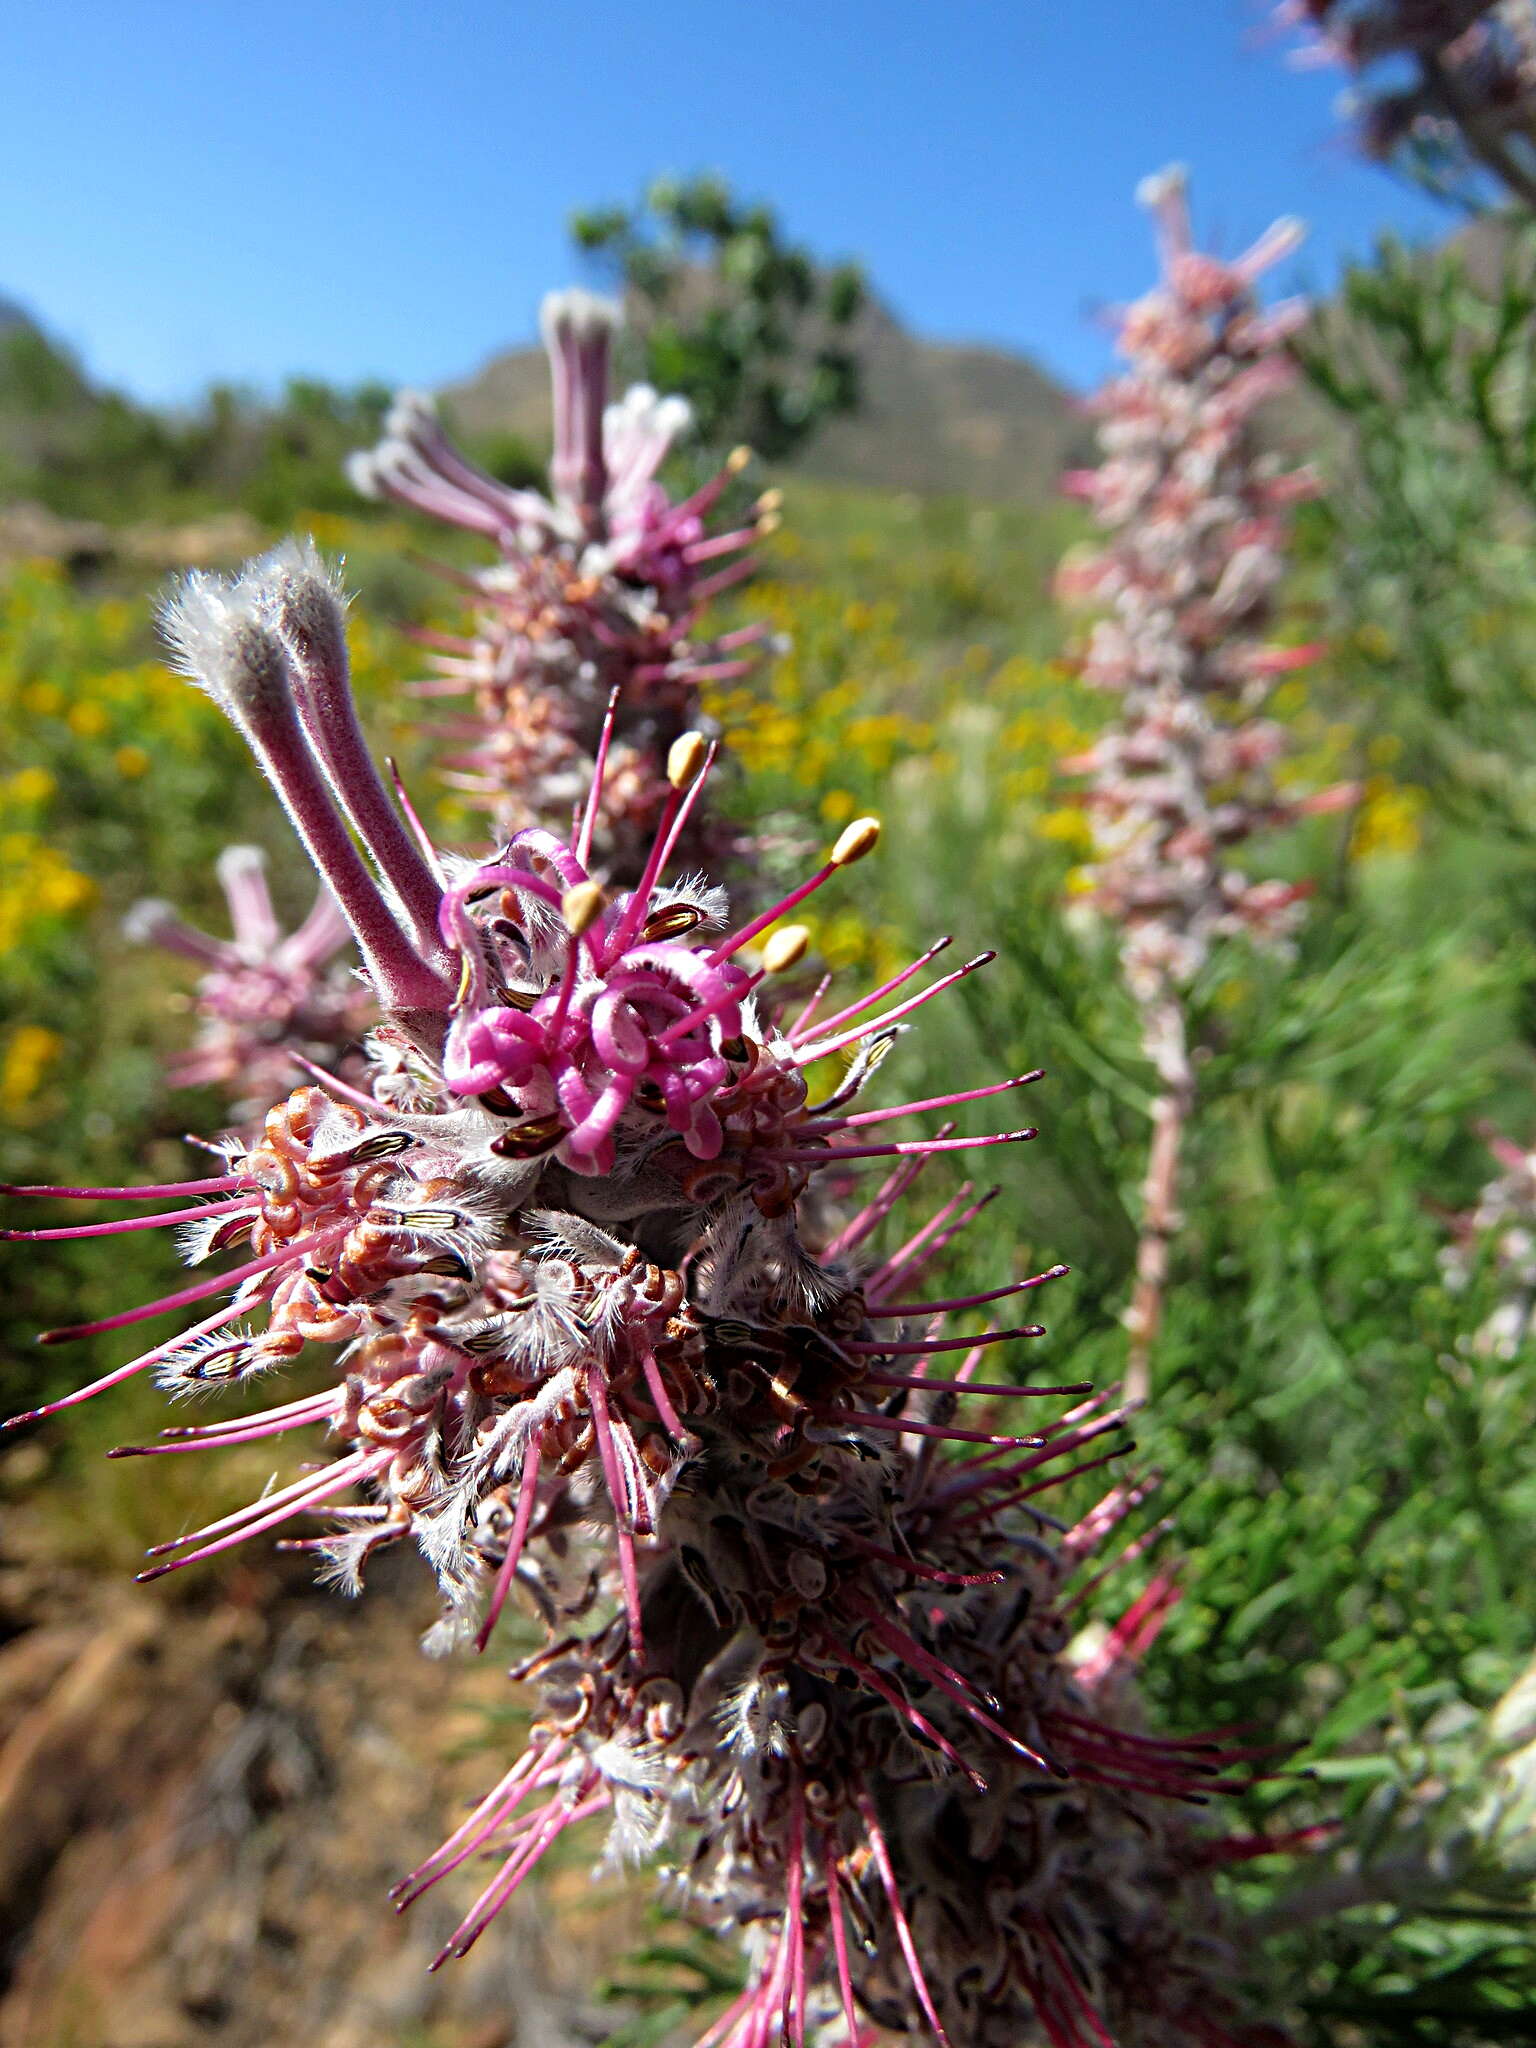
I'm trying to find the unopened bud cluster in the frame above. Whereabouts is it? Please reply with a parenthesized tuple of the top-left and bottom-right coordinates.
(6, 540, 1294, 2046)
(349, 289, 776, 876)
(1059, 168, 1345, 1025)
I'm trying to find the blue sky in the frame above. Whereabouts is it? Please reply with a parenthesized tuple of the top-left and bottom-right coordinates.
(0, 0, 1446, 404)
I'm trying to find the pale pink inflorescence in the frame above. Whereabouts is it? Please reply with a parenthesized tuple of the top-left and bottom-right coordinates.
(348, 288, 776, 878)
(1442, 1127, 1536, 1356)
(5, 541, 1293, 2047)
(1279, 2, 1536, 197)
(124, 843, 372, 1122)
(1059, 166, 1345, 1023)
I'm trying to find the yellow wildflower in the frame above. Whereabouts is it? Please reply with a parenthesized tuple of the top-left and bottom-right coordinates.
(0, 1024, 64, 1117)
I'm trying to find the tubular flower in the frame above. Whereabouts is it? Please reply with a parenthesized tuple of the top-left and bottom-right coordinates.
(5, 542, 1293, 2046)
(348, 288, 776, 874)
(124, 843, 372, 1120)
(1277, 3, 1536, 207)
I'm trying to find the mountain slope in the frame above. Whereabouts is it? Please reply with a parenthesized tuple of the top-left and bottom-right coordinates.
(443, 295, 1090, 502)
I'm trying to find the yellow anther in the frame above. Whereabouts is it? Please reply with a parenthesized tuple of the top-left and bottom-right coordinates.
(727, 445, 754, 475)
(830, 816, 881, 868)
(667, 730, 709, 791)
(757, 487, 784, 514)
(562, 880, 605, 935)
(757, 510, 782, 537)
(761, 924, 811, 974)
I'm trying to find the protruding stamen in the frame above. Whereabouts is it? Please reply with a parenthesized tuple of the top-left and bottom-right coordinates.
(830, 815, 880, 867)
(1, 1175, 251, 1201)
(37, 1223, 348, 1345)
(475, 1437, 543, 1653)
(844, 1324, 1046, 1357)
(761, 924, 810, 975)
(2, 1302, 246, 1432)
(709, 829, 877, 967)
(793, 951, 996, 1065)
(823, 1071, 1044, 1131)
(788, 936, 951, 1048)
(0, 1195, 254, 1242)
(561, 880, 605, 936)
(576, 687, 622, 867)
(777, 1128, 1035, 1166)
(667, 730, 709, 791)
(862, 1373, 1085, 1399)
(854, 1789, 954, 2047)
(819, 1408, 1043, 1450)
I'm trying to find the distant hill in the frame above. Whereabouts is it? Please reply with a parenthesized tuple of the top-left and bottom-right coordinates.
(0, 282, 1089, 517)
(443, 294, 1091, 502)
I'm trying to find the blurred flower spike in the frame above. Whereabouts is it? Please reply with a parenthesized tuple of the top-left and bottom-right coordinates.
(1058, 168, 1353, 1395)
(349, 288, 778, 876)
(1277, 2, 1536, 209)
(125, 843, 371, 1121)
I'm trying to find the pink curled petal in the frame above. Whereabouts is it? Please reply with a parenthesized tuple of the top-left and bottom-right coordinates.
(623, 943, 743, 1010)
(683, 1104, 724, 1161)
(438, 864, 564, 948)
(445, 1006, 547, 1094)
(555, 1063, 598, 1127)
(655, 1068, 694, 1130)
(445, 1014, 520, 1095)
(568, 1076, 633, 1155)
(506, 828, 593, 891)
(605, 964, 692, 1026)
(561, 1134, 615, 1177)
(592, 991, 650, 1076)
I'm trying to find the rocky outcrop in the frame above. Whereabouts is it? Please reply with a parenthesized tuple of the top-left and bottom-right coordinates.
(0, 1512, 646, 2048)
